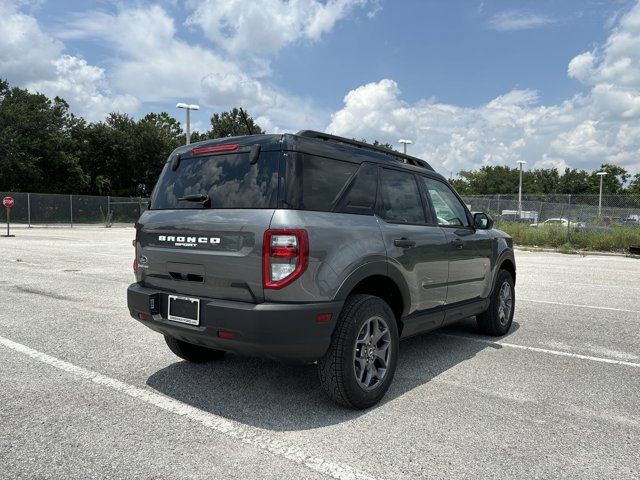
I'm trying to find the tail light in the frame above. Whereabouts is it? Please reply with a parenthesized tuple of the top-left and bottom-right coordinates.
(263, 229, 308, 289)
(132, 238, 138, 272)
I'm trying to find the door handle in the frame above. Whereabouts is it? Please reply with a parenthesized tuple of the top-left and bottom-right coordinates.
(394, 238, 416, 248)
(451, 238, 464, 249)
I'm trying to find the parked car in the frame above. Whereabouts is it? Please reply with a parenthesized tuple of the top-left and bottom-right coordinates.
(127, 131, 516, 409)
(531, 218, 572, 227)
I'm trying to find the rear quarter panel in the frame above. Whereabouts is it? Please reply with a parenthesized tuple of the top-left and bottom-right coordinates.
(266, 210, 386, 303)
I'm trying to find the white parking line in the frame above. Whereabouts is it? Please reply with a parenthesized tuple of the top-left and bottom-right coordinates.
(437, 333, 640, 368)
(520, 298, 640, 314)
(0, 335, 375, 480)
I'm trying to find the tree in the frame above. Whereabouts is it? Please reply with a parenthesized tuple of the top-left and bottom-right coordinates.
(453, 166, 521, 195)
(135, 112, 183, 195)
(209, 108, 264, 138)
(628, 174, 640, 195)
(0, 79, 88, 193)
(589, 163, 629, 194)
(558, 168, 593, 194)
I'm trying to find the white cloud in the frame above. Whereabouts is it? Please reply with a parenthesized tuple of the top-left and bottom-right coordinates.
(27, 55, 140, 121)
(569, 2, 640, 89)
(59, 4, 325, 131)
(487, 10, 556, 32)
(0, 0, 371, 130)
(0, 0, 62, 84)
(567, 51, 596, 83)
(327, 2, 640, 175)
(0, 0, 141, 120)
(185, 0, 371, 55)
(200, 71, 325, 130)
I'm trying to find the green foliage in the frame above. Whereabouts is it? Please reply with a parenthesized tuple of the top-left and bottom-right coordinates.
(0, 79, 264, 196)
(99, 205, 113, 228)
(629, 174, 640, 195)
(0, 81, 88, 193)
(497, 222, 640, 252)
(209, 108, 264, 138)
(453, 163, 638, 196)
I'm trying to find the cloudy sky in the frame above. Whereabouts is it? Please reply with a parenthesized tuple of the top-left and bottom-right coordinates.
(2, 0, 640, 176)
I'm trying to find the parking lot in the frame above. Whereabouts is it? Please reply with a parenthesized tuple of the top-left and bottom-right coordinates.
(0, 227, 638, 479)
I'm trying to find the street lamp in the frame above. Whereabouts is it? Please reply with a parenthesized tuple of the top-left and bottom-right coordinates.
(516, 160, 526, 217)
(596, 171, 607, 216)
(176, 102, 200, 145)
(398, 139, 412, 154)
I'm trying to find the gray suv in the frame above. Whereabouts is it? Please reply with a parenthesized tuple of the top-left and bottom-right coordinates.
(127, 131, 516, 409)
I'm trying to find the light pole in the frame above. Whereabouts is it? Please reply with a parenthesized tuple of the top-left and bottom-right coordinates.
(516, 160, 526, 217)
(398, 139, 412, 154)
(596, 171, 607, 217)
(176, 102, 200, 145)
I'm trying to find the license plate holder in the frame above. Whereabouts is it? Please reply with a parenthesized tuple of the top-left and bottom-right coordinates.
(168, 295, 200, 326)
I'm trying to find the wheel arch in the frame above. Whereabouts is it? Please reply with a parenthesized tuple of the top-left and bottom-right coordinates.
(499, 257, 516, 285)
(334, 262, 410, 334)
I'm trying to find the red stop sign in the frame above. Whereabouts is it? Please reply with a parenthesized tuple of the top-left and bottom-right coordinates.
(3, 196, 14, 208)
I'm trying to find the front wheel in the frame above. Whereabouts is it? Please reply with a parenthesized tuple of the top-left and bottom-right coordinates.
(318, 294, 399, 409)
(476, 269, 515, 336)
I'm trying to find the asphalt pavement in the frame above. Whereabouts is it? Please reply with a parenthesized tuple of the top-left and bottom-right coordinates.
(0, 226, 638, 479)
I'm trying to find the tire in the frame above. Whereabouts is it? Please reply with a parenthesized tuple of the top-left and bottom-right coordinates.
(318, 294, 399, 409)
(164, 335, 226, 363)
(476, 269, 515, 336)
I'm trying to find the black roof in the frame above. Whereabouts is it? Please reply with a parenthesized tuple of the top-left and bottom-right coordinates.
(296, 130, 433, 171)
(167, 131, 441, 178)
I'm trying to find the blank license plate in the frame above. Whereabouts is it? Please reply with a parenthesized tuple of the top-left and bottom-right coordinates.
(168, 295, 200, 326)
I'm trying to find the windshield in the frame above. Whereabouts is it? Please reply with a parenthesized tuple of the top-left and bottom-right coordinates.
(150, 152, 279, 209)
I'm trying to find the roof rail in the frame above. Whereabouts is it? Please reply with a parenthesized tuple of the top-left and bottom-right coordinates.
(296, 130, 434, 171)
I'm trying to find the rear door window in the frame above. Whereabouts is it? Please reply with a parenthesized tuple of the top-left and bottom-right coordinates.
(151, 152, 279, 209)
(378, 168, 425, 224)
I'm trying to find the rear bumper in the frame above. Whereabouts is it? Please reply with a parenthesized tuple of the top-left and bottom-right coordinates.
(127, 283, 342, 363)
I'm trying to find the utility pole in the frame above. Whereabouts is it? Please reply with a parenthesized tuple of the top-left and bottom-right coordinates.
(517, 160, 527, 218)
(596, 171, 607, 217)
(398, 139, 412, 154)
(176, 103, 200, 145)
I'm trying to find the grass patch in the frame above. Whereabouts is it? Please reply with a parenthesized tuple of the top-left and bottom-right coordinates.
(99, 206, 113, 228)
(495, 221, 640, 253)
(557, 243, 577, 254)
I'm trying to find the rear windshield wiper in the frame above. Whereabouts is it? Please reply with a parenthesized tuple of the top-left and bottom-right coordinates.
(178, 194, 209, 202)
(178, 194, 211, 208)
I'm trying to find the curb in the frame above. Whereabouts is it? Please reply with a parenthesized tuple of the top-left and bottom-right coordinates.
(515, 246, 640, 259)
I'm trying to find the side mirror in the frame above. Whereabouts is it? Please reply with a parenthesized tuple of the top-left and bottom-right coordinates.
(474, 212, 493, 230)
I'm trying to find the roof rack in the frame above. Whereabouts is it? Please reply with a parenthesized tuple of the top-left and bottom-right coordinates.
(296, 130, 434, 171)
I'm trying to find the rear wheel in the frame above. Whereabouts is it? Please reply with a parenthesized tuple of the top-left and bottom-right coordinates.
(476, 269, 515, 336)
(164, 336, 226, 363)
(318, 294, 399, 409)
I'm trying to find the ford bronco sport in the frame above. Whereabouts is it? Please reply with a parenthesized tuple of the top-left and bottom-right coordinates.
(127, 131, 516, 409)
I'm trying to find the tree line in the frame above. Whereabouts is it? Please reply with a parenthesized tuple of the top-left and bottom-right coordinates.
(1, 78, 638, 197)
(450, 164, 640, 196)
(0, 79, 262, 197)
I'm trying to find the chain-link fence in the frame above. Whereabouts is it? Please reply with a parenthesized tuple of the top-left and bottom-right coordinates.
(0, 192, 148, 227)
(461, 194, 640, 252)
(461, 194, 640, 226)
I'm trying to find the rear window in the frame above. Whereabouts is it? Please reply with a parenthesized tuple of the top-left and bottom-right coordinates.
(282, 154, 358, 212)
(150, 152, 278, 209)
(334, 163, 378, 215)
